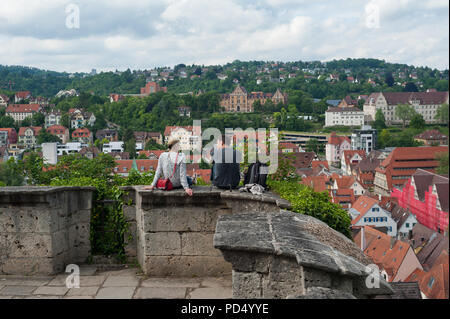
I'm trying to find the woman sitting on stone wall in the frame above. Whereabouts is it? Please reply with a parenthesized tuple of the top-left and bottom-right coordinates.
(144, 137, 193, 196)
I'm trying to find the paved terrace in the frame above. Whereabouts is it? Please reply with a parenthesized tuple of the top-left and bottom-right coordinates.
(0, 265, 231, 299)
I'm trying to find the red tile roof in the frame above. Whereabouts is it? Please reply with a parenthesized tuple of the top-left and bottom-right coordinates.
(164, 126, 194, 137)
(351, 195, 380, 225)
(343, 150, 366, 167)
(414, 130, 448, 141)
(18, 126, 42, 136)
(377, 146, 449, 191)
(279, 142, 300, 151)
(138, 150, 165, 159)
(301, 175, 331, 192)
(328, 132, 350, 145)
(15, 91, 31, 99)
(6, 104, 40, 113)
(405, 250, 449, 299)
(359, 226, 413, 282)
(47, 125, 68, 135)
(72, 128, 91, 138)
(311, 160, 329, 170)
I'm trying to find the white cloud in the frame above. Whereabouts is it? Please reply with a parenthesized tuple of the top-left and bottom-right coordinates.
(0, 0, 447, 72)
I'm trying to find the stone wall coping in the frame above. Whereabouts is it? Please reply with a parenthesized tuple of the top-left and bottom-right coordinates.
(0, 186, 96, 196)
(132, 185, 292, 209)
(214, 211, 374, 277)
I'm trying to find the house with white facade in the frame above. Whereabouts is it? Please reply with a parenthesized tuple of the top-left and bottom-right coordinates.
(18, 126, 42, 148)
(102, 141, 125, 154)
(164, 125, 201, 153)
(363, 91, 449, 125)
(325, 132, 351, 165)
(69, 109, 96, 129)
(0, 94, 9, 107)
(341, 150, 366, 176)
(325, 107, 364, 127)
(350, 195, 398, 237)
(6, 104, 41, 123)
(45, 110, 62, 128)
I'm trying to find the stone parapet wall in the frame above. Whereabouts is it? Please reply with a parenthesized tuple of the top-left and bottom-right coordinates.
(133, 186, 291, 277)
(214, 211, 394, 299)
(0, 187, 95, 275)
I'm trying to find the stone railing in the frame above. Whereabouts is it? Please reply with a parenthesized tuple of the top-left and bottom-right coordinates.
(129, 186, 291, 277)
(0, 186, 95, 275)
(213, 211, 394, 299)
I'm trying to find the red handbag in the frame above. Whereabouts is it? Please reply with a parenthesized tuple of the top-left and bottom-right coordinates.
(156, 152, 178, 191)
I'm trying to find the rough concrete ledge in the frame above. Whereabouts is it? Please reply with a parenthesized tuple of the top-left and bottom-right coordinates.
(213, 211, 394, 299)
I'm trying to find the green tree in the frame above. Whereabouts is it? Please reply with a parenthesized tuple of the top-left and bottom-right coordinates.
(0, 160, 24, 186)
(305, 138, 323, 154)
(31, 113, 45, 127)
(385, 72, 394, 87)
(395, 104, 416, 128)
(61, 113, 70, 128)
(410, 113, 426, 129)
(436, 152, 449, 175)
(124, 138, 137, 158)
(36, 129, 62, 145)
(144, 139, 166, 150)
(435, 103, 449, 125)
(378, 129, 392, 148)
(374, 109, 386, 130)
(404, 82, 418, 92)
(0, 115, 15, 128)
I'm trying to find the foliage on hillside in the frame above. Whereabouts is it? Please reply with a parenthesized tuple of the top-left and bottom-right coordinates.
(1, 58, 448, 99)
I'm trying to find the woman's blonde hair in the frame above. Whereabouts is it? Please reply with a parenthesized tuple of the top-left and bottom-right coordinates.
(167, 137, 180, 150)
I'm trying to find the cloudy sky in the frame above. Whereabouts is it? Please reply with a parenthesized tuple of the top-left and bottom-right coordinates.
(0, 0, 448, 72)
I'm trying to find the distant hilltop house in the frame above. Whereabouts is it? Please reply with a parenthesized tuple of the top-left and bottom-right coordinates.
(55, 89, 78, 98)
(14, 91, 32, 103)
(95, 129, 119, 142)
(414, 130, 448, 146)
(18, 126, 42, 148)
(364, 91, 449, 125)
(72, 128, 93, 144)
(69, 108, 96, 129)
(0, 94, 10, 107)
(220, 85, 287, 113)
(134, 131, 163, 145)
(140, 81, 167, 95)
(177, 105, 191, 117)
(164, 125, 201, 152)
(45, 109, 62, 128)
(0, 128, 18, 147)
(5, 104, 42, 123)
(109, 81, 167, 102)
(47, 125, 69, 144)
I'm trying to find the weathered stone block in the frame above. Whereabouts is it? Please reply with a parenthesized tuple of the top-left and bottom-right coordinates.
(144, 232, 181, 256)
(303, 267, 332, 289)
(143, 256, 232, 277)
(142, 208, 205, 232)
(232, 271, 263, 299)
(181, 232, 222, 257)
